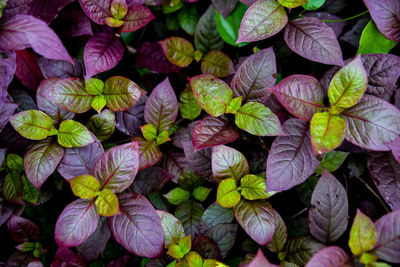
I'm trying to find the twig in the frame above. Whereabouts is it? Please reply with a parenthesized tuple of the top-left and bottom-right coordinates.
(291, 207, 308, 219)
(354, 176, 390, 213)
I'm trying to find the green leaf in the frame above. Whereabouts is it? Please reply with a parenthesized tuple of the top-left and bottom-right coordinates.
(95, 189, 119, 217)
(328, 55, 368, 109)
(189, 74, 233, 117)
(179, 85, 202, 120)
(360, 252, 378, 265)
(358, 20, 397, 55)
(240, 174, 270, 200)
(315, 151, 349, 174)
(167, 235, 191, 259)
(278, 0, 308, 8)
(15, 242, 35, 253)
(57, 120, 94, 148)
(194, 5, 224, 53)
(302, 0, 326, 10)
(179, 251, 203, 267)
(178, 171, 203, 191)
(235, 102, 282, 136)
(201, 50, 235, 78)
(21, 175, 39, 204)
(192, 186, 212, 202)
(69, 174, 100, 199)
(217, 178, 241, 208)
(348, 209, 377, 256)
(0, 0, 7, 18)
(10, 110, 56, 140)
(105, 17, 124, 27)
(141, 124, 157, 141)
(160, 37, 195, 67)
(203, 259, 229, 267)
(3, 170, 23, 204)
(156, 130, 170, 145)
(91, 95, 107, 113)
(157, 210, 186, 248)
(310, 112, 346, 154)
(85, 78, 104, 95)
(162, 0, 183, 14)
(177, 5, 199, 36)
(215, 2, 249, 47)
(163, 188, 191, 205)
(110, 0, 128, 20)
(226, 96, 242, 114)
(6, 154, 24, 171)
(86, 109, 116, 142)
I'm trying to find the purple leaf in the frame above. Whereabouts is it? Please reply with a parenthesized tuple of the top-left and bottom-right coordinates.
(15, 50, 44, 91)
(56, 9, 93, 37)
(57, 136, 104, 180)
(182, 140, 213, 182)
(38, 58, 83, 79)
(162, 149, 191, 183)
(270, 75, 325, 121)
(0, 50, 16, 107)
(0, 15, 73, 63)
(247, 249, 279, 267)
(266, 118, 320, 192)
(341, 95, 400, 151)
(7, 252, 33, 267)
(368, 152, 400, 209)
(7, 215, 39, 243)
(144, 77, 178, 133)
(108, 193, 164, 258)
(240, 0, 257, 5)
(309, 170, 348, 244)
(192, 234, 222, 260)
(134, 137, 163, 170)
(115, 95, 147, 137)
(2, 0, 34, 19)
(24, 139, 65, 189)
(231, 47, 276, 103)
(135, 42, 181, 74)
(51, 247, 86, 267)
(363, 0, 400, 42)
(172, 121, 198, 149)
(267, 210, 287, 253)
(212, 145, 249, 182)
(0, 103, 18, 132)
(192, 116, 240, 150)
(129, 166, 170, 195)
(385, 137, 400, 163)
(94, 142, 139, 193)
(121, 5, 154, 32)
(304, 12, 347, 37)
(305, 246, 353, 267)
(284, 17, 344, 66)
(28, 0, 74, 24)
(0, 194, 13, 227)
(212, 0, 238, 19)
(285, 236, 326, 265)
(84, 32, 124, 79)
(79, 0, 112, 25)
(373, 209, 400, 263)
(233, 200, 275, 246)
(55, 198, 99, 247)
(175, 199, 204, 238)
(204, 223, 238, 258)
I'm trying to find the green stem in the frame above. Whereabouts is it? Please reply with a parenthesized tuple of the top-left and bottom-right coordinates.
(319, 10, 369, 23)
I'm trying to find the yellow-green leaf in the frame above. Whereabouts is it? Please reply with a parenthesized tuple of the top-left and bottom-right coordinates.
(348, 209, 377, 256)
(141, 124, 157, 141)
(201, 50, 235, 78)
(179, 85, 201, 120)
(21, 175, 39, 204)
(310, 112, 345, 154)
(240, 174, 269, 200)
(91, 95, 107, 113)
(192, 186, 212, 202)
(10, 110, 56, 140)
(110, 0, 128, 20)
(95, 189, 119, 217)
(226, 96, 242, 114)
(160, 37, 195, 67)
(85, 78, 104, 95)
(156, 130, 170, 145)
(178, 251, 203, 267)
(217, 178, 241, 208)
(69, 174, 100, 199)
(278, 0, 308, 8)
(57, 120, 94, 148)
(163, 187, 191, 205)
(6, 154, 24, 171)
(167, 235, 192, 259)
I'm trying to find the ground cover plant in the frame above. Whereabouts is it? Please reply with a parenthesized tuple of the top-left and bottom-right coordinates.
(0, 0, 400, 266)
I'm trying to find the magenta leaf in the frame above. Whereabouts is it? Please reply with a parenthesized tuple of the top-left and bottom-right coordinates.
(304, 12, 347, 37)
(0, 50, 16, 107)
(373, 209, 400, 263)
(192, 116, 240, 150)
(162, 149, 191, 183)
(15, 50, 43, 91)
(231, 47, 276, 103)
(56, 9, 93, 37)
(55, 198, 99, 247)
(135, 42, 181, 74)
(271, 75, 325, 121)
(79, 0, 112, 25)
(108, 193, 164, 258)
(212, 145, 249, 182)
(94, 142, 139, 193)
(28, 0, 74, 24)
(363, 0, 400, 42)
(248, 249, 279, 267)
(182, 140, 213, 182)
(386, 137, 400, 163)
(84, 32, 124, 79)
(0, 103, 18, 132)
(308, 170, 348, 244)
(144, 77, 178, 133)
(7, 215, 39, 243)
(38, 58, 83, 79)
(121, 5, 154, 32)
(284, 17, 344, 66)
(24, 139, 65, 189)
(266, 118, 320, 192)
(51, 247, 86, 267)
(0, 15, 73, 63)
(305, 246, 352, 267)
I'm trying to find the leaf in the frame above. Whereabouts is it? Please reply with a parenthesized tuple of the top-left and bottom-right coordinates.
(285, 236, 326, 265)
(7, 154, 23, 171)
(3, 170, 23, 204)
(328, 55, 368, 109)
(24, 139, 64, 189)
(231, 47, 276, 103)
(182, 140, 213, 182)
(194, 5, 224, 53)
(78, 0, 112, 25)
(234, 200, 275, 245)
(95, 189, 119, 216)
(309, 170, 348, 244)
(57, 137, 104, 180)
(144, 77, 178, 133)
(235, 102, 282, 136)
(215, 2, 249, 47)
(86, 109, 116, 142)
(38, 58, 83, 79)
(7, 215, 39, 243)
(21, 175, 39, 204)
(201, 203, 234, 231)
(363, 0, 400, 42)
(0, 50, 16, 105)
(201, 51, 234, 78)
(341, 95, 400, 151)
(271, 75, 325, 121)
(212, 0, 238, 19)
(163, 188, 191, 205)
(237, 0, 288, 43)
(302, 0, 326, 10)
(121, 5, 154, 32)
(179, 251, 203, 266)
(115, 95, 147, 137)
(278, 0, 307, 8)
(192, 234, 222, 260)
(135, 137, 163, 170)
(284, 17, 344, 66)
(109, 193, 164, 258)
(156, 210, 186, 248)
(358, 20, 397, 54)
(267, 211, 287, 253)
(175, 200, 204, 238)
(160, 37, 194, 67)
(15, 50, 43, 91)
(212, 145, 249, 182)
(192, 186, 212, 202)
(373, 209, 400, 263)
(136, 42, 182, 74)
(310, 112, 346, 154)
(266, 118, 320, 192)
(0, 15, 73, 63)
(315, 151, 349, 174)
(58, 120, 94, 148)
(189, 74, 233, 117)
(305, 246, 353, 267)
(84, 32, 124, 79)
(95, 142, 140, 193)
(69, 175, 100, 199)
(217, 178, 241, 208)
(110, 0, 128, 20)
(10, 110, 55, 140)
(248, 249, 279, 267)
(178, 5, 199, 36)
(348, 209, 377, 256)
(141, 123, 157, 142)
(55, 199, 100, 247)
(167, 235, 191, 259)
(204, 223, 238, 258)
(240, 174, 269, 200)
(179, 85, 202, 121)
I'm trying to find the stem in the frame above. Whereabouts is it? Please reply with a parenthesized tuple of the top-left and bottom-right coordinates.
(354, 176, 390, 213)
(291, 207, 308, 219)
(319, 10, 369, 23)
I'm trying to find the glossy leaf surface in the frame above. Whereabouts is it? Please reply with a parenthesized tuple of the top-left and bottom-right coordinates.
(10, 110, 55, 140)
(212, 145, 249, 182)
(160, 37, 194, 67)
(348, 209, 377, 256)
(217, 178, 241, 208)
